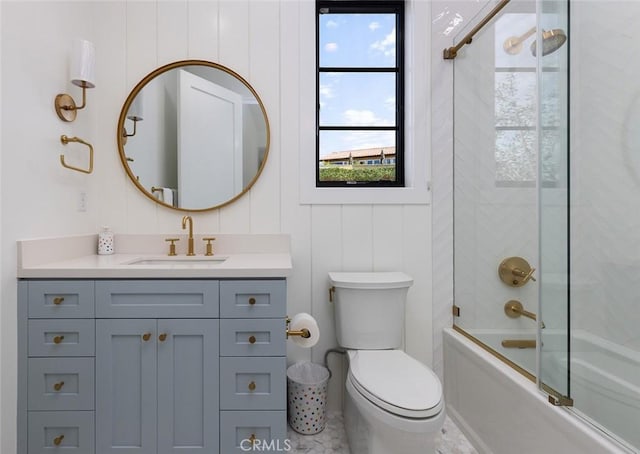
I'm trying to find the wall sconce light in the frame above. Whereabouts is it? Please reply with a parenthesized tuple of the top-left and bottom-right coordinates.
(122, 93, 144, 145)
(55, 39, 96, 122)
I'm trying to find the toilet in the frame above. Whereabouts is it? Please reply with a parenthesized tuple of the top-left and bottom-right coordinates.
(328, 272, 445, 454)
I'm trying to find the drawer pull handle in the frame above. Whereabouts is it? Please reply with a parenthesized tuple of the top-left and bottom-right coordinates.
(53, 435, 64, 446)
(249, 335, 256, 344)
(53, 335, 65, 344)
(142, 333, 152, 342)
(248, 297, 256, 305)
(53, 381, 65, 391)
(248, 381, 256, 391)
(249, 434, 256, 445)
(53, 297, 65, 305)
(158, 333, 167, 342)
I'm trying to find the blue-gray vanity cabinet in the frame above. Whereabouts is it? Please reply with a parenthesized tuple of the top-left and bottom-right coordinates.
(27, 411, 95, 454)
(96, 319, 220, 454)
(19, 280, 96, 454)
(219, 280, 287, 452)
(95, 280, 219, 318)
(19, 277, 287, 454)
(220, 280, 286, 318)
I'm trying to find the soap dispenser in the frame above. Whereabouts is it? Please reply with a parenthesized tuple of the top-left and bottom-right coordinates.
(98, 226, 115, 255)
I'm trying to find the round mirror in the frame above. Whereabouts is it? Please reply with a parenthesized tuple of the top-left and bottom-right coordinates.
(117, 60, 270, 211)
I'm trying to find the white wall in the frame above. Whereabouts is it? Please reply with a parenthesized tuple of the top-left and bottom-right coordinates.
(0, 1, 435, 451)
(570, 1, 640, 351)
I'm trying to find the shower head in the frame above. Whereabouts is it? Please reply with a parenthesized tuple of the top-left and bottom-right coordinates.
(503, 27, 567, 57)
(530, 29, 567, 56)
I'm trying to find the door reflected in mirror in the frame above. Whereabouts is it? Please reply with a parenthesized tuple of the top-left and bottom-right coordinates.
(117, 60, 269, 211)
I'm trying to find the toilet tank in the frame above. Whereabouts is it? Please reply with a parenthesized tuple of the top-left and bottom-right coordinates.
(328, 272, 413, 350)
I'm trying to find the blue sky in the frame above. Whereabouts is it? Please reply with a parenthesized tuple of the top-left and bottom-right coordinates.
(319, 13, 397, 158)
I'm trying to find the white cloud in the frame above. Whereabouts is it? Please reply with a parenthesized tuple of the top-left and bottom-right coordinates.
(319, 85, 334, 99)
(384, 96, 396, 110)
(325, 42, 338, 52)
(369, 21, 380, 31)
(343, 109, 393, 127)
(370, 28, 396, 57)
(326, 20, 339, 28)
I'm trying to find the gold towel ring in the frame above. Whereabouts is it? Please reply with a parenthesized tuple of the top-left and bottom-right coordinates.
(60, 135, 94, 174)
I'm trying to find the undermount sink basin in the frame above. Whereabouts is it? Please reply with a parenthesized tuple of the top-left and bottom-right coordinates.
(126, 256, 228, 266)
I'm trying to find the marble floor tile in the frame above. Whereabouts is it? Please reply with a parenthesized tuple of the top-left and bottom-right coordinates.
(287, 411, 477, 453)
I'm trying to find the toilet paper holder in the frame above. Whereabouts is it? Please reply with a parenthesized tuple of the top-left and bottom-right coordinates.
(286, 317, 311, 339)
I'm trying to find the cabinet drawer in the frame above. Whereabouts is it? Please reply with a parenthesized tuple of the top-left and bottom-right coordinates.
(28, 411, 94, 454)
(220, 319, 286, 357)
(220, 280, 286, 318)
(28, 358, 94, 411)
(220, 357, 286, 410)
(28, 319, 95, 357)
(220, 410, 287, 454)
(95, 280, 219, 318)
(28, 281, 94, 319)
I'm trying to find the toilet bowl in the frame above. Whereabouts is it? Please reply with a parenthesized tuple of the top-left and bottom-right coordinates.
(328, 272, 445, 454)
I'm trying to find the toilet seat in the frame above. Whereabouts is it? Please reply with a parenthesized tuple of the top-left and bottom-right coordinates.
(347, 350, 443, 419)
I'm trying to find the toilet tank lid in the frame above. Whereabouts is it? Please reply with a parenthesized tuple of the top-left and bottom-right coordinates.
(328, 272, 413, 289)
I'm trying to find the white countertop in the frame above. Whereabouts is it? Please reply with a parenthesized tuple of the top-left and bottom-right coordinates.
(18, 234, 292, 279)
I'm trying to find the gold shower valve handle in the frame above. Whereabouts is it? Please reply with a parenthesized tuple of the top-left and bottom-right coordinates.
(498, 256, 537, 287)
(514, 266, 536, 282)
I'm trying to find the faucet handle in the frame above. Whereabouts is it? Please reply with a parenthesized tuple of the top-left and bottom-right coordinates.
(202, 237, 216, 256)
(165, 238, 180, 256)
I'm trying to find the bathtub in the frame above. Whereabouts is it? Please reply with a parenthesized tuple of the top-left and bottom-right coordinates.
(443, 327, 635, 454)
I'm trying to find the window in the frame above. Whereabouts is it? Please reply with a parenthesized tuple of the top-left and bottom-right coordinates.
(316, 0, 404, 187)
(494, 13, 563, 187)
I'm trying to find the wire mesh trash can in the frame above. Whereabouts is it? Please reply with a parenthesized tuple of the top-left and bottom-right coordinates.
(287, 361, 330, 434)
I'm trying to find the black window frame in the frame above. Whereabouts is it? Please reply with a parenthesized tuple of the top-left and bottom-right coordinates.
(316, 0, 405, 187)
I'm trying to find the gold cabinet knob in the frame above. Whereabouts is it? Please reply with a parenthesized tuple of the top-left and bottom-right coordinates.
(248, 381, 256, 391)
(158, 333, 167, 342)
(142, 333, 152, 342)
(53, 381, 65, 391)
(248, 335, 256, 344)
(248, 297, 256, 305)
(53, 335, 65, 344)
(53, 435, 64, 446)
(249, 433, 256, 445)
(53, 297, 65, 305)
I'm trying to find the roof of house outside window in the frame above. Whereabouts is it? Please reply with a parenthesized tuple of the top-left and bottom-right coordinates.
(321, 146, 396, 162)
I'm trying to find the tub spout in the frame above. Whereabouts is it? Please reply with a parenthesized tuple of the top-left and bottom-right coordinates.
(501, 339, 536, 349)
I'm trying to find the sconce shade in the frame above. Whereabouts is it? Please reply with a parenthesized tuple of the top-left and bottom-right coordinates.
(127, 93, 144, 121)
(71, 39, 95, 88)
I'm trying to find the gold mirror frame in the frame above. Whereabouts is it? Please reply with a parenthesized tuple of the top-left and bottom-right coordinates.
(117, 59, 270, 212)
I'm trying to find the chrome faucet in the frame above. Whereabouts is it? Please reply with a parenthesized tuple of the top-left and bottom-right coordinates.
(181, 215, 195, 256)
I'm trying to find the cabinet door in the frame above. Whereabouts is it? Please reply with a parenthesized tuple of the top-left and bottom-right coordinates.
(157, 319, 220, 454)
(96, 319, 157, 454)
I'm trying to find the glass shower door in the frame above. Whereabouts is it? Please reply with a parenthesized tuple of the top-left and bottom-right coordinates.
(538, 0, 571, 402)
